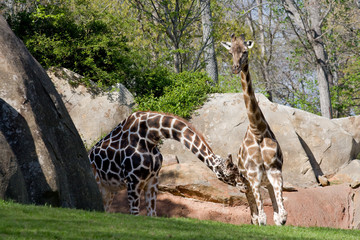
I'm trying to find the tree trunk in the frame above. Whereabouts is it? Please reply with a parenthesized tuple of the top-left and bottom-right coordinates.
(312, 42, 333, 118)
(282, 0, 333, 118)
(200, 0, 218, 83)
(256, 0, 273, 101)
(174, 50, 181, 73)
(306, 0, 333, 118)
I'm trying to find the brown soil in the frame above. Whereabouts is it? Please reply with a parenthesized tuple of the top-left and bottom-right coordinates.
(110, 184, 355, 229)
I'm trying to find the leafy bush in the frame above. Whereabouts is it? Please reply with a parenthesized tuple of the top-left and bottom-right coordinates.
(126, 66, 173, 98)
(5, 1, 217, 119)
(6, 1, 141, 88)
(135, 71, 215, 118)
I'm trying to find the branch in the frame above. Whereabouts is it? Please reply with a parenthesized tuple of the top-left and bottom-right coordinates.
(232, 1, 278, 19)
(281, 0, 308, 32)
(318, 0, 334, 27)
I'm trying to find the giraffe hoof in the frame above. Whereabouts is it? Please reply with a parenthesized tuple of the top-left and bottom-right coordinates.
(274, 211, 287, 226)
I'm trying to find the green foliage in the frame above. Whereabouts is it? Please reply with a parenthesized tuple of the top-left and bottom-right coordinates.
(0, 200, 359, 240)
(135, 71, 215, 118)
(331, 57, 360, 116)
(127, 66, 173, 98)
(216, 75, 243, 93)
(287, 77, 321, 115)
(6, 0, 142, 89)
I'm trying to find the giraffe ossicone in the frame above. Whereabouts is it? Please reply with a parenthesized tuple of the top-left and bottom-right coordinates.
(221, 33, 287, 226)
(88, 111, 246, 216)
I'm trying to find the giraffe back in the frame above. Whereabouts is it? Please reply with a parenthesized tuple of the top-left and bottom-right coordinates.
(88, 111, 219, 189)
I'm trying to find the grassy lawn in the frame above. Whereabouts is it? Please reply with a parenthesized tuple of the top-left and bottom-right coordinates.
(0, 200, 359, 240)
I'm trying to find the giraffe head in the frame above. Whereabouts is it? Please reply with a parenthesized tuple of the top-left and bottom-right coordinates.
(221, 33, 254, 74)
(214, 154, 248, 192)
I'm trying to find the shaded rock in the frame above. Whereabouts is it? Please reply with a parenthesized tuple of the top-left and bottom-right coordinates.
(111, 190, 252, 225)
(47, 67, 134, 148)
(0, 16, 103, 210)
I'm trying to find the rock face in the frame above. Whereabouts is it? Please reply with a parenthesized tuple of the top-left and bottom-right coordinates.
(332, 116, 360, 158)
(0, 16, 103, 210)
(111, 184, 360, 229)
(329, 159, 360, 184)
(47, 67, 134, 148)
(159, 160, 247, 206)
(161, 93, 359, 188)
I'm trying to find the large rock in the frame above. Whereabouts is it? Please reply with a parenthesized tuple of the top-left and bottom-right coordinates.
(47, 67, 134, 148)
(332, 116, 360, 158)
(0, 16, 103, 210)
(159, 160, 247, 206)
(288, 106, 356, 177)
(353, 189, 360, 229)
(161, 93, 359, 187)
(111, 184, 359, 229)
(328, 160, 360, 184)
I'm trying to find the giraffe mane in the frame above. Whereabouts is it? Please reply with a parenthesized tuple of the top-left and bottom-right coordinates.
(141, 110, 214, 153)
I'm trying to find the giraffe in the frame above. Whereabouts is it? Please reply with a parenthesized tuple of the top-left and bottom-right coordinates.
(221, 34, 287, 226)
(88, 111, 245, 216)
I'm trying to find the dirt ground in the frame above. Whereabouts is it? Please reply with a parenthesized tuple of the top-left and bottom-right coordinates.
(110, 184, 356, 229)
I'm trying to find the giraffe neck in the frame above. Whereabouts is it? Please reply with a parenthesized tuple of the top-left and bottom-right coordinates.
(136, 112, 222, 172)
(240, 65, 268, 137)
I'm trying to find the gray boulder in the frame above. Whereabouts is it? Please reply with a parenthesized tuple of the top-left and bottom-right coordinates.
(159, 159, 247, 206)
(332, 116, 360, 158)
(329, 160, 360, 184)
(0, 16, 103, 210)
(161, 93, 359, 187)
(47, 67, 134, 148)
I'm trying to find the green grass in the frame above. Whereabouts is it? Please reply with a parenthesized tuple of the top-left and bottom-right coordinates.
(0, 200, 358, 240)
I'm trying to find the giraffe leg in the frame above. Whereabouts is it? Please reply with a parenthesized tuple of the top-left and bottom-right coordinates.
(266, 169, 287, 226)
(247, 172, 266, 225)
(126, 182, 142, 215)
(245, 187, 259, 225)
(144, 176, 159, 217)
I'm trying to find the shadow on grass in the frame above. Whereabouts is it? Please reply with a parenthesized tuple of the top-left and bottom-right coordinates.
(110, 189, 191, 218)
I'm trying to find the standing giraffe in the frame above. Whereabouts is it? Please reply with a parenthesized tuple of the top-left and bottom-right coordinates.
(221, 34, 287, 226)
(88, 111, 244, 216)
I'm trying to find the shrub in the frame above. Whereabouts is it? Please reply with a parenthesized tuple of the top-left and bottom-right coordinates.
(135, 71, 215, 118)
(6, 1, 141, 89)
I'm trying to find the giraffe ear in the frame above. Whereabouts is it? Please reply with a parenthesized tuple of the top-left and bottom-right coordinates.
(246, 41, 254, 49)
(221, 41, 231, 50)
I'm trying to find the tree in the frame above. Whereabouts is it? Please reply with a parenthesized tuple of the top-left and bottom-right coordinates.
(200, 0, 218, 83)
(132, 0, 203, 73)
(318, 0, 360, 117)
(281, 0, 334, 118)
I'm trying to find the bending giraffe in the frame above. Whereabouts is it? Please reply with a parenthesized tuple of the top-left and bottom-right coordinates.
(221, 34, 287, 226)
(88, 111, 245, 216)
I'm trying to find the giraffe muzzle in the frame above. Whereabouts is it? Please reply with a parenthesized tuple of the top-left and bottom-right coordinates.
(232, 66, 241, 74)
